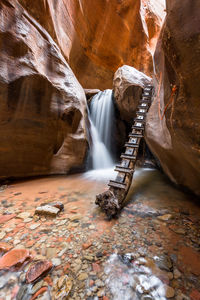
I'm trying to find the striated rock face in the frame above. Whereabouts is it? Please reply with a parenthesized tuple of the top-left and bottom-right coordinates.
(113, 65, 152, 122)
(18, 0, 166, 90)
(145, 0, 200, 195)
(0, 0, 88, 180)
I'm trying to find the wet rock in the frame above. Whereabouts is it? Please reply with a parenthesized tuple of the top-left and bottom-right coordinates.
(29, 224, 40, 230)
(0, 214, 16, 224)
(0, 232, 6, 240)
(0, 249, 31, 270)
(84, 89, 101, 102)
(113, 65, 152, 121)
(155, 255, 172, 272)
(78, 273, 88, 281)
(31, 280, 44, 294)
(82, 242, 92, 250)
(54, 276, 73, 299)
(52, 258, 61, 266)
(158, 214, 172, 221)
(35, 205, 60, 216)
(190, 289, 200, 300)
(41, 202, 64, 212)
(30, 287, 48, 300)
(17, 212, 31, 219)
(0, 242, 12, 254)
(164, 285, 175, 298)
(26, 261, 53, 283)
(174, 268, 181, 279)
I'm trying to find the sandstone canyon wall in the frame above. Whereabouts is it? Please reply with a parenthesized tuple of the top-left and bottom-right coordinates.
(0, 0, 88, 180)
(18, 0, 166, 90)
(146, 0, 200, 195)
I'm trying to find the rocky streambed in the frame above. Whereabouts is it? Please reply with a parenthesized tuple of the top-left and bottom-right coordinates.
(0, 168, 200, 300)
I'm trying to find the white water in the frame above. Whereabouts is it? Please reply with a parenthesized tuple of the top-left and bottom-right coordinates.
(84, 89, 115, 180)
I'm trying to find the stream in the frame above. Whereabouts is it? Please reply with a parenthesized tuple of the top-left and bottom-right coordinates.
(0, 167, 200, 299)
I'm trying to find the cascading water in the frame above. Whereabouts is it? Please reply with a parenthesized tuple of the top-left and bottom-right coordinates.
(89, 89, 114, 169)
(84, 89, 115, 181)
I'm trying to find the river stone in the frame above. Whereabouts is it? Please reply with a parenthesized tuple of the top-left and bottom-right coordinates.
(35, 205, 60, 216)
(0, 249, 31, 270)
(78, 273, 88, 281)
(164, 285, 175, 298)
(26, 260, 53, 283)
(17, 212, 31, 219)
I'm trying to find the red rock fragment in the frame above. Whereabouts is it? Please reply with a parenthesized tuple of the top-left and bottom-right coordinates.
(0, 214, 16, 224)
(11, 285, 20, 299)
(103, 296, 110, 300)
(92, 263, 101, 273)
(0, 242, 12, 254)
(0, 249, 31, 270)
(26, 260, 53, 283)
(30, 287, 48, 300)
(190, 290, 200, 300)
(82, 242, 92, 250)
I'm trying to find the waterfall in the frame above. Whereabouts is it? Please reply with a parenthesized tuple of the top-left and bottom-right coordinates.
(89, 89, 114, 170)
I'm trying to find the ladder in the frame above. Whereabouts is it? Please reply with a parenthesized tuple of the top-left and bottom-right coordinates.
(95, 85, 153, 217)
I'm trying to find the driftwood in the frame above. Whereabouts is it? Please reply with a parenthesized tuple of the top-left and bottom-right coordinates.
(96, 85, 153, 218)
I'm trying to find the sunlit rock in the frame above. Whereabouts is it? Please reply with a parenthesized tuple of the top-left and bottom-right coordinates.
(18, 0, 166, 89)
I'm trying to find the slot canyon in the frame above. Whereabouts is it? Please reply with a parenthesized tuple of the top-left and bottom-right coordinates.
(0, 0, 199, 299)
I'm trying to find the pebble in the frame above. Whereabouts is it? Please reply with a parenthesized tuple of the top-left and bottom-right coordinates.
(174, 268, 181, 279)
(52, 258, 61, 266)
(164, 285, 175, 298)
(158, 214, 172, 221)
(0, 232, 6, 240)
(17, 212, 31, 219)
(29, 223, 40, 230)
(78, 273, 88, 281)
(31, 280, 44, 294)
(26, 260, 53, 283)
(35, 205, 60, 216)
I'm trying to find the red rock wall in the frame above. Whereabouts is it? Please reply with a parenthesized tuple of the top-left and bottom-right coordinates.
(19, 0, 166, 89)
(0, 0, 88, 179)
(146, 0, 200, 195)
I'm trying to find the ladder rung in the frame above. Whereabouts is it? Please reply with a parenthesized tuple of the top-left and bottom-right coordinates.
(108, 180, 126, 190)
(120, 154, 137, 160)
(129, 133, 143, 138)
(115, 166, 133, 174)
(125, 143, 139, 148)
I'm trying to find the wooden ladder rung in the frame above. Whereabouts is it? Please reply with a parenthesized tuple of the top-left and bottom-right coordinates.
(108, 180, 126, 190)
(125, 143, 139, 148)
(120, 154, 137, 160)
(115, 166, 133, 174)
(129, 133, 143, 138)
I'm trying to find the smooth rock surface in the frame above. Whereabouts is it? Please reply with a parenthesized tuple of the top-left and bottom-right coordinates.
(18, 0, 166, 89)
(145, 0, 200, 196)
(26, 261, 53, 283)
(0, 249, 31, 270)
(35, 205, 60, 216)
(0, 0, 88, 180)
(113, 65, 152, 121)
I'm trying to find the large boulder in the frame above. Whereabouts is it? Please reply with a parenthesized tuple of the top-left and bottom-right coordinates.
(18, 0, 166, 89)
(145, 0, 200, 195)
(113, 65, 152, 122)
(0, 0, 88, 180)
